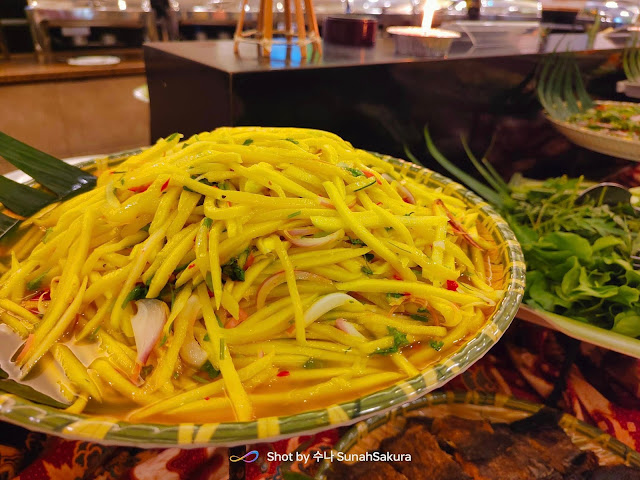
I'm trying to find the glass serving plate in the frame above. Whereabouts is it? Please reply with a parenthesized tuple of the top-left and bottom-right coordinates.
(546, 101, 640, 163)
(0, 150, 525, 448)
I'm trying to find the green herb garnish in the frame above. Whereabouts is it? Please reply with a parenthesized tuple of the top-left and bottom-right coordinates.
(243, 138, 254, 146)
(222, 257, 245, 281)
(287, 211, 301, 218)
(361, 266, 373, 276)
(353, 178, 376, 192)
(344, 167, 364, 177)
(201, 360, 220, 379)
(372, 327, 409, 355)
(429, 340, 445, 351)
(285, 138, 299, 145)
(122, 284, 149, 308)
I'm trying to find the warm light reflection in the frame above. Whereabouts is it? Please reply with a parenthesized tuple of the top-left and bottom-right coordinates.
(118, 0, 127, 10)
(421, 0, 437, 30)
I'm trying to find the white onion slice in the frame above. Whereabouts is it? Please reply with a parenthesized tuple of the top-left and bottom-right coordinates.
(284, 229, 345, 248)
(304, 293, 357, 327)
(335, 318, 366, 339)
(287, 227, 320, 236)
(397, 183, 416, 204)
(131, 299, 169, 370)
(179, 297, 207, 367)
(256, 271, 332, 309)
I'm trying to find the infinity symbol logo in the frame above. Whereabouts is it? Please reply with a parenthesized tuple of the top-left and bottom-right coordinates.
(229, 450, 260, 463)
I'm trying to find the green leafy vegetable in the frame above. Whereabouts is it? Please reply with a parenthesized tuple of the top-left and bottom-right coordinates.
(201, 360, 220, 379)
(243, 138, 254, 146)
(287, 211, 301, 218)
(372, 327, 409, 355)
(222, 257, 245, 281)
(425, 130, 640, 339)
(122, 284, 149, 308)
(429, 340, 445, 351)
(344, 167, 364, 177)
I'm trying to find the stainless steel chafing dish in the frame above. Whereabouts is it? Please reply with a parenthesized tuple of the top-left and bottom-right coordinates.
(26, 0, 159, 62)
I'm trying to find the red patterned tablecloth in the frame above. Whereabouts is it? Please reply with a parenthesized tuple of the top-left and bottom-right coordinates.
(2, 320, 640, 480)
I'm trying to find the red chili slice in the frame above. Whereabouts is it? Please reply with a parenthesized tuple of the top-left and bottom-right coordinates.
(277, 371, 290, 377)
(446, 280, 459, 291)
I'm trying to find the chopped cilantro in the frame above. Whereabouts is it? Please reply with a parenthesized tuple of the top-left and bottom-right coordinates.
(222, 257, 245, 281)
(349, 238, 366, 246)
(27, 270, 48, 291)
(429, 340, 445, 351)
(386, 292, 404, 300)
(353, 178, 376, 192)
(201, 360, 220, 379)
(140, 365, 154, 379)
(364, 253, 374, 262)
(166, 133, 180, 141)
(192, 374, 209, 384)
(361, 266, 373, 276)
(285, 138, 299, 144)
(174, 262, 190, 273)
(303, 358, 322, 369)
(243, 138, 254, 146)
(122, 284, 149, 308)
(345, 167, 364, 177)
(203, 217, 213, 229)
(287, 211, 301, 218)
(372, 327, 409, 355)
(410, 314, 430, 322)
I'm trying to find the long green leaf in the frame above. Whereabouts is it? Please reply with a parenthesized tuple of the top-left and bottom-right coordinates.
(0, 177, 55, 217)
(0, 366, 69, 408)
(0, 132, 96, 198)
(460, 137, 507, 195)
(423, 127, 502, 207)
(0, 213, 19, 239)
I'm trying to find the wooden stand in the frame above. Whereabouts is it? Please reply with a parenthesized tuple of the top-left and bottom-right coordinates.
(234, 0, 321, 59)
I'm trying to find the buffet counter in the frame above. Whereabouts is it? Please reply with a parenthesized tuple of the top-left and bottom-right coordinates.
(0, 49, 147, 169)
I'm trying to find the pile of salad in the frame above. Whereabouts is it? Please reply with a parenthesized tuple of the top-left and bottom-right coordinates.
(506, 176, 640, 336)
(424, 131, 640, 339)
(568, 103, 640, 141)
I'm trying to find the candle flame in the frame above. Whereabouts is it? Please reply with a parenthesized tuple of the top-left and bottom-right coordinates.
(421, 0, 437, 30)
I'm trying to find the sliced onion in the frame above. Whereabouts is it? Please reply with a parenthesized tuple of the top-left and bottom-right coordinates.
(287, 227, 320, 236)
(397, 183, 416, 204)
(179, 297, 207, 368)
(131, 299, 169, 371)
(284, 228, 345, 248)
(256, 271, 332, 309)
(335, 318, 366, 339)
(180, 334, 208, 368)
(304, 293, 357, 327)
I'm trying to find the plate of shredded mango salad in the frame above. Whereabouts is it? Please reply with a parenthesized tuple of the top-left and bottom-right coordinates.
(0, 127, 524, 447)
